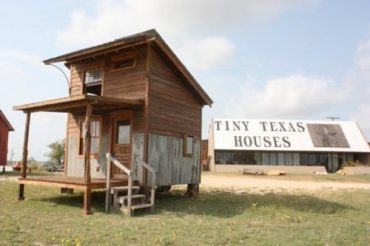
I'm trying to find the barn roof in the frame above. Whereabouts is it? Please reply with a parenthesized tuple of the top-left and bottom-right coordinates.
(0, 110, 14, 131)
(43, 29, 213, 106)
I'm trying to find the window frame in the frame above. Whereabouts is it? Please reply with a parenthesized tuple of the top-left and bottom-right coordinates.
(114, 119, 131, 145)
(110, 52, 136, 72)
(183, 135, 194, 157)
(78, 116, 102, 158)
(83, 66, 104, 95)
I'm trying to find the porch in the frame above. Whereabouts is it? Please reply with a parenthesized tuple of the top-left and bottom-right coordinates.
(13, 95, 145, 214)
(19, 176, 128, 190)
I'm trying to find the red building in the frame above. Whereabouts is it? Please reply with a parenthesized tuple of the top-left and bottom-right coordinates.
(0, 110, 14, 166)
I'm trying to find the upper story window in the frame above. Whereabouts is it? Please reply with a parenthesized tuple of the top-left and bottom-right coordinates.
(85, 68, 102, 84)
(111, 52, 136, 72)
(84, 68, 103, 95)
(112, 57, 135, 71)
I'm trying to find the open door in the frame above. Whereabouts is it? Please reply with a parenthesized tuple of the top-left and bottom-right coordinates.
(111, 115, 132, 178)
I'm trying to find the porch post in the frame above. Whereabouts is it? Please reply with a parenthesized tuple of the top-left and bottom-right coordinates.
(18, 111, 31, 200)
(83, 104, 92, 214)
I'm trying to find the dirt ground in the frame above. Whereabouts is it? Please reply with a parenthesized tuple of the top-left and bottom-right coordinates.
(200, 174, 370, 193)
(2, 174, 370, 193)
(0, 176, 17, 182)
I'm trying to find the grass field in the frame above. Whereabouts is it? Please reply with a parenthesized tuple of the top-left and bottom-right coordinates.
(0, 176, 370, 245)
(0, 170, 63, 177)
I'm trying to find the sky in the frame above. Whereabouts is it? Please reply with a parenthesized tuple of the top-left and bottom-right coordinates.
(1, 0, 370, 161)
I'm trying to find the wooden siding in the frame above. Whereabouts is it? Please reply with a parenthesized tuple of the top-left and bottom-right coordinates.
(0, 120, 10, 165)
(103, 45, 147, 100)
(67, 46, 147, 132)
(148, 48, 202, 137)
(69, 64, 83, 96)
(64, 42, 205, 185)
(148, 134, 200, 186)
(67, 114, 79, 135)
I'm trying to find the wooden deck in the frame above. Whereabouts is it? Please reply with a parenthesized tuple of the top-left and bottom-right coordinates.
(19, 176, 128, 190)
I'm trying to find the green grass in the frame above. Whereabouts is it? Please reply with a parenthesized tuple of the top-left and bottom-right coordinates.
(1, 180, 370, 245)
(0, 170, 63, 177)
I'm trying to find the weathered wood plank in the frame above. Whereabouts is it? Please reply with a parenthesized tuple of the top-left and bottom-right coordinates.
(18, 112, 31, 200)
(148, 134, 200, 186)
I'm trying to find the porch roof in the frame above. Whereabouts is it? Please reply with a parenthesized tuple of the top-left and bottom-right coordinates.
(13, 95, 144, 113)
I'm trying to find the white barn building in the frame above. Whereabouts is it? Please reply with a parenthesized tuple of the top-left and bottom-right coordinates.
(208, 119, 370, 173)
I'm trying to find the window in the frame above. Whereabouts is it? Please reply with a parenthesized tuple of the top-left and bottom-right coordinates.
(112, 57, 135, 71)
(183, 135, 194, 157)
(300, 153, 309, 165)
(79, 119, 101, 155)
(269, 152, 277, 165)
(85, 68, 102, 84)
(84, 68, 103, 95)
(111, 52, 136, 72)
(261, 152, 269, 165)
(285, 152, 293, 165)
(116, 120, 130, 144)
(277, 152, 285, 165)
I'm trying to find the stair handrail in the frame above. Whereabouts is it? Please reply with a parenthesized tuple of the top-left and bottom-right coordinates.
(105, 153, 132, 213)
(138, 160, 156, 209)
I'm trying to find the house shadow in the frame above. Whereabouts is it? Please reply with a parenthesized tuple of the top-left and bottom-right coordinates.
(38, 189, 352, 218)
(153, 190, 353, 218)
(38, 191, 108, 213)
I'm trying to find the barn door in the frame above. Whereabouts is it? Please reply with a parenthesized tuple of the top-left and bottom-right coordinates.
(111, 117, 132, 178)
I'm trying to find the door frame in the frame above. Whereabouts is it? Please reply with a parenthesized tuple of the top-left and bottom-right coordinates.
(109, 110, 134, 178)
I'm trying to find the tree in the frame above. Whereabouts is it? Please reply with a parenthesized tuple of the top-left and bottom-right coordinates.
(28, 157, 40, 170)
(45, 139, 65, 169)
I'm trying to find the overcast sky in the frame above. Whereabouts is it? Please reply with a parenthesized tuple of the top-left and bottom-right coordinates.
(1, 0, 370, 160)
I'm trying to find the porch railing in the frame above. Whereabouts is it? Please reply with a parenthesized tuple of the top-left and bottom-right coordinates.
(105, 153, 132, 212)
(137, 159, 156, 209)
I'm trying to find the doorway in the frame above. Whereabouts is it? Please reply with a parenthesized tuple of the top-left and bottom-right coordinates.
(111, 114, 132, 178)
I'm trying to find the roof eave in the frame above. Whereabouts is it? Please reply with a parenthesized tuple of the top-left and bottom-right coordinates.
(42, 29, 213, 106)
(0, 110, 14, 131)
(43, 29, 158, 65)
(152, 36, 213, 106)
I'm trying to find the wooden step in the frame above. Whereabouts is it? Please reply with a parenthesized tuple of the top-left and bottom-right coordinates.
(111, 186, 139, 193)
(131, 203, 152, 210)
(117, 194, 145, 204)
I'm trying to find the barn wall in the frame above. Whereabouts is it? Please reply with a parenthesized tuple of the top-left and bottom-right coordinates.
(148, 133, 200, 186)
(0, 121, 9, 165)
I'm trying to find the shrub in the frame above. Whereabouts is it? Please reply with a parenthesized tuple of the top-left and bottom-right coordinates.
(342, 160, 363, 167)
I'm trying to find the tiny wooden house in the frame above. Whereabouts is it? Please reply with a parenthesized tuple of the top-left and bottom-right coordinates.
(14, 30, 212, 214)
(0, 110, 14, 167)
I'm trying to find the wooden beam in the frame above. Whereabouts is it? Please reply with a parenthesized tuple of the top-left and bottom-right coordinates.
(13, 95, 144, 113)
(83, 188, 92, 215)
(83, 104, 93, 214)
(142, 42, 152, 189)
(18, 112, 31, 200)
